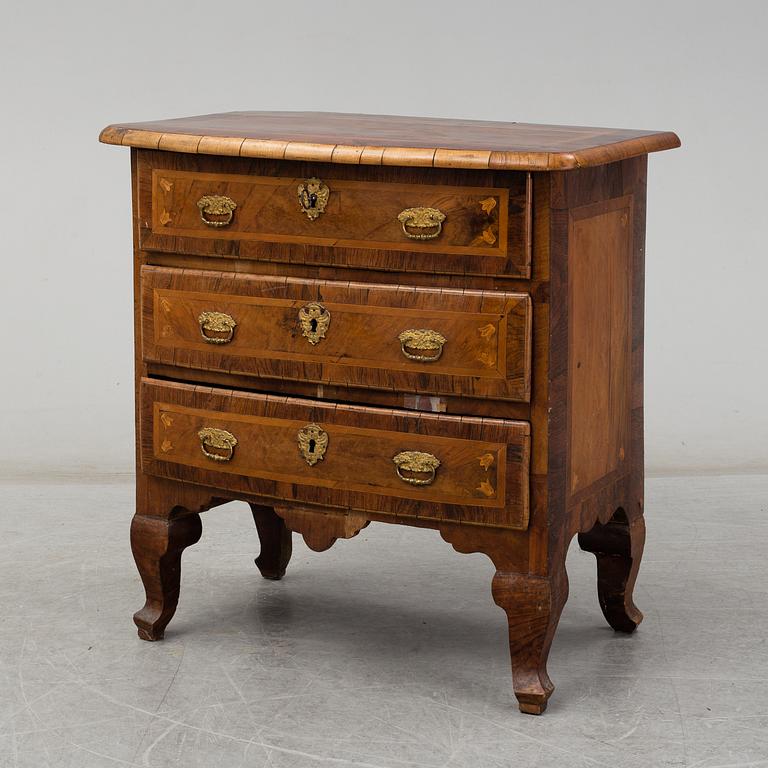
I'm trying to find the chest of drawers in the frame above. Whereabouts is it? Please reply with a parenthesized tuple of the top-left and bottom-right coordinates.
(100, 112, 679, 714)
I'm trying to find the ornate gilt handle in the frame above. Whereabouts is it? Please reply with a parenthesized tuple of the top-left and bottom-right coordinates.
(398, 329, 446, 362)
(393, 451, 441, 486)
(198, 427, 237, 462)
(197, 194, 236, 227)
(198, 311, 236, 344)
(397, 207, 446, 240)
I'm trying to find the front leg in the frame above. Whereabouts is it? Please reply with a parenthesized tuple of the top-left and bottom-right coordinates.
(250, 504, 292, 580)
(578, 507, 645, 633)
(131, 510, 202, 640)
(492, 567, 568, 715)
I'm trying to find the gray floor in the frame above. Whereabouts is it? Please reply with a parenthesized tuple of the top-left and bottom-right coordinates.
(1, 475, 767, 768)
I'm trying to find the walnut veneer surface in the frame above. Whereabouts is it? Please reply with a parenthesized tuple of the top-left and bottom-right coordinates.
(101, 111, 679, 715)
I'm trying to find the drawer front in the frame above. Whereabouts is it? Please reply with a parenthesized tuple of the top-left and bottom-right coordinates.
(141, 380, 530, 529)
(137, 152, 531, 278)
(143, 267, 532, 401)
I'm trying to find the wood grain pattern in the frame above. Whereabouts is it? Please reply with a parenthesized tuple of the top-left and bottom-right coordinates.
(141, 378, 531, 529)
(100, 111, 680, 171)
(568, 196, 632, 496)
(145, 363, 534, 421)
(136, 151, 531, 278)
(492, 567, 568, 714)
(145, 251, 534, 306)
(548, 158, 648, 536)
(274, 506, 370, 552)
(151, 169, 509, 257)
(142, 266, 532, 402)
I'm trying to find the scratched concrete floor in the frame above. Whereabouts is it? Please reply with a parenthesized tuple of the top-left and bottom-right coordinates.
(1, 475, 767, 768)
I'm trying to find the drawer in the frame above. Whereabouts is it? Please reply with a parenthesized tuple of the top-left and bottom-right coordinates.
(137, 152, 531, 278)
(141, 379, 530, 529)
(142, 267, 532, 402)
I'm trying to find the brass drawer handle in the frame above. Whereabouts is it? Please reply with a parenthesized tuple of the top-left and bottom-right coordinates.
(298, 177, 329, 220)
(198, 427, 237, 462)
(299, 302, 331, 344)
(198, 311, 236, 344)
(398, 329, 446, 362)
(397, 207, 446, 240)
(298, 423, 329, 466)
(197, 194, 236, 227)
(393, 451, 440, 486)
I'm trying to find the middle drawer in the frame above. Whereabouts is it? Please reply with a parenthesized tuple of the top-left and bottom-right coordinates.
(142, 267, 532, 402)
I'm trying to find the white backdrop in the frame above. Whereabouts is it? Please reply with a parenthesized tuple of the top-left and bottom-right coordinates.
(1, 0, 765, 478)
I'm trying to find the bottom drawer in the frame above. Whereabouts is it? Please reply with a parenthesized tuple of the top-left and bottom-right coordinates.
(141, 379, 530, 529)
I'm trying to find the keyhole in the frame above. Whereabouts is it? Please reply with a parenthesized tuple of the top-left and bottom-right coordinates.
(309, 317, 318, 333)
(308, 438, 316, 454)
(308, 192, 318, 208)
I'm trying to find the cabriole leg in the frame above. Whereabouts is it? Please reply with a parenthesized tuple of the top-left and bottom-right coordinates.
(492, 567, 569, 715)
(131, 511, 202, 641)
(578, 507, 645, 633)
(250, 504, 292, 580)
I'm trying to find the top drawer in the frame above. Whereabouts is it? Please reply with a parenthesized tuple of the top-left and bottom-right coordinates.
(136, 152, 531, 278)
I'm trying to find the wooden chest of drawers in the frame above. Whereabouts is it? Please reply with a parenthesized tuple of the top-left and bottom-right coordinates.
(100, 112, 679, 714)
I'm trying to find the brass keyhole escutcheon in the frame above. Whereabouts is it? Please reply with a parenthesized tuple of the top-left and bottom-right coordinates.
(298, 302, 331, 344)
(298, 424, 329, 466)
(297, 178, 330, 220)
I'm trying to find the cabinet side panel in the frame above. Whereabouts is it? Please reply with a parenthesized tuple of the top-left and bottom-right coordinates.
(548, 156, 647, 562)
(568, 197, 632, 495)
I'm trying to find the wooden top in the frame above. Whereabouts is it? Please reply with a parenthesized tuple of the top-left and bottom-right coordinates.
(100, 111, 680, 171)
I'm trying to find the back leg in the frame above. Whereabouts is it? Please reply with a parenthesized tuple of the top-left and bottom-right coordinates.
(250, 504, 292, 580)
(578, 507, 645, 633)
